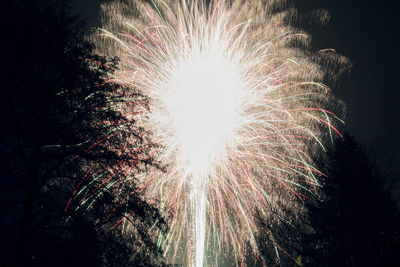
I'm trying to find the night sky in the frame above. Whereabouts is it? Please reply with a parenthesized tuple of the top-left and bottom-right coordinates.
(72, 0, 400, 169)
(1, 1, 399, 266)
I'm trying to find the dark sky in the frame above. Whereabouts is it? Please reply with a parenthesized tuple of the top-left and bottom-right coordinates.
(72, 0, 400, 169)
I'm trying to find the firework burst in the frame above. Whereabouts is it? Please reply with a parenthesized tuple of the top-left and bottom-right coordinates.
(83, 0, 346, 265)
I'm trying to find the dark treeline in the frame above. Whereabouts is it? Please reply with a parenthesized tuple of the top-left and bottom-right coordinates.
(302, 134, 400, 266)
(250, 134, 400, 266)
(0, 0, 166, 266)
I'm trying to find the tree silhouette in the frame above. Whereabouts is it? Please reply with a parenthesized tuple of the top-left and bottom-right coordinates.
(0, 0, 166, 266)
(246, 200, 308, 267)
(246, 134, 400, 266)
(302, 134, 400, 266)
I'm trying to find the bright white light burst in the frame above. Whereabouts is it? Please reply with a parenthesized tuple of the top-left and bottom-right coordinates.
(163, 51, 243, 174)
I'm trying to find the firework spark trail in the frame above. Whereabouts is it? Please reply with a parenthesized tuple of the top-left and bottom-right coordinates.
(83, 0, 347, 265)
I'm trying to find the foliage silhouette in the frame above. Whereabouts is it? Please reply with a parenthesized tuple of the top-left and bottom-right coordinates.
(246, 133, 400, 267)
(302, 133, 400, 266)
(0, 0, 167, 266)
